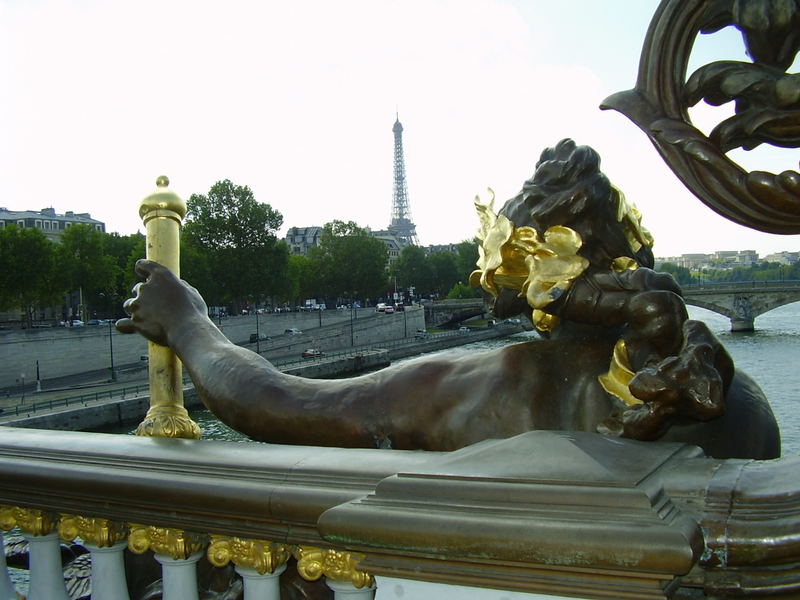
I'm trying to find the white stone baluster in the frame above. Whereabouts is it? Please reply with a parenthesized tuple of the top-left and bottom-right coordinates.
(154, 551, 203, 600)
(326, 577, 377, 600)
(206, 536, 291, 600)
(129, 525, 206, 600)
(25, 531, 70, 600)
(236, 562, 286, 600)
(58, 515, 130, 600)
(0, 532, 17, 600)
(294, 547, 375, 600)
(85, 541, 130, 600)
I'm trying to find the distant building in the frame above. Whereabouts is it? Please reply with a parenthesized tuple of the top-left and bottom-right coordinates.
(763, 251, 800, 265)
(656, 253, 713, 269)
(424, 243, 459, 255)
(285, 226, 323, 255)
(712, 250, 758, 267)
(369, 229, 405, 269)
(655, 250, 762, 270)
(0, 207, 105, 242)
(283, 225, 406, 269)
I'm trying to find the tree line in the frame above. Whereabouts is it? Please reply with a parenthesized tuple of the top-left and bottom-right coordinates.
(659, 260, 800, 286)
(1, 179, 481, 327)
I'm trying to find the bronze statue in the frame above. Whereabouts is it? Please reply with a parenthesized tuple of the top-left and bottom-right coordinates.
(117, 138, 780, 460)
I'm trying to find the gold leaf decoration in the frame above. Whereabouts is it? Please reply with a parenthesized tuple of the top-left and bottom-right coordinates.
(128, 524, 205, 560)
(207, 536, 290, 575)
(135, 407, 202, 440)
(294, 546, 374, 589)
(58, 515, 127, 547)
(6, 508, 57, 536)
(598, 339, 643, 407)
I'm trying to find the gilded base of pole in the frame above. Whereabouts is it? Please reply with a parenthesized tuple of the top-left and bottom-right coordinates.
(135, 405, 201, 439)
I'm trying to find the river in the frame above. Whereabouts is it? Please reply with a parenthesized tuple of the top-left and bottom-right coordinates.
(186, 303, 800, 456)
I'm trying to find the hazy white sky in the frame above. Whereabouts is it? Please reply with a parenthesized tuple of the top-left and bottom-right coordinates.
(2, 0, 799, 258)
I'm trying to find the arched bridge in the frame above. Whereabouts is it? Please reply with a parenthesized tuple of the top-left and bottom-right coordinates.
(423, 299, 487, 327)
(682, 281, 800, 331)
(423, 282, 800, 332)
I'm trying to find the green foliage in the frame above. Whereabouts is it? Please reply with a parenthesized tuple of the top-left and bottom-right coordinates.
(308, 220, 388, 300)
(455, 239, 480, 284)
(57, 224, 118, 320)
(0, 225, 60, 325)
(685, 260, 800, 284)
(657, 262, 692, 285)
(185, 180, 283, 249)
(446, 281, 482, 299)
(393, 245, 433, 296)
(104, 232, 145, 315)
(427, 251, 460, 296)
(183, 179, 288, 308)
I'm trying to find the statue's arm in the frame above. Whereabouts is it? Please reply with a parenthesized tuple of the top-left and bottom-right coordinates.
(115, 260, 458, 447)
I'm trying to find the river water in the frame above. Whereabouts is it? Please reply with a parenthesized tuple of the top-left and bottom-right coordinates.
(187, 303, 800, 456)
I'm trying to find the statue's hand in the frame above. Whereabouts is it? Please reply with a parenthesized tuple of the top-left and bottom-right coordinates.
(599, 320, 730, 441)
(116, 259, 208, 347)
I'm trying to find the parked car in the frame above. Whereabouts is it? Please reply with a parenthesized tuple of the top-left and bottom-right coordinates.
(301, 348, 324, 358)
(249, 333, 270, 343)
(384, 306, 395, 314)
(70, 320, 85, 327)
(284, 328, 303, 335)
(458, 326, 470, 333)
(414, 329, 428, 338)
(376, 303, 387, 312)
(87, 319, 101, 326)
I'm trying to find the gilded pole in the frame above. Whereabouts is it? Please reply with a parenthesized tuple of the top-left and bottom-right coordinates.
(136, 176, 201, 439)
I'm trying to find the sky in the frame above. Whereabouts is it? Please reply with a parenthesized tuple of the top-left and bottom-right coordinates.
(2, 0, 799, 259)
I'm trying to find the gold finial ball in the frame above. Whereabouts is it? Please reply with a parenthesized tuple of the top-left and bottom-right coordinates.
(139, 174, 187, 221)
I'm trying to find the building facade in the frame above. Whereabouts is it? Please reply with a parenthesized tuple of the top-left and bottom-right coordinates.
(0, 207, 105, 242)
(285, 226, 324, 255)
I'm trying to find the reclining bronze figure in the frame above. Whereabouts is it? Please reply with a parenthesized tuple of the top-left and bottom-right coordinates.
(117, 138, 780, 460)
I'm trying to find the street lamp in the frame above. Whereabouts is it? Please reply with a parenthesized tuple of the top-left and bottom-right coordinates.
(100, 292, 117, 381)
(108, 318, 116, 381)
(256, 310, 261, 354)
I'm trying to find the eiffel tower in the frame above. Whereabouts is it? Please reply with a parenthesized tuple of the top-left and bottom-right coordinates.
(388, 114, 419, 246)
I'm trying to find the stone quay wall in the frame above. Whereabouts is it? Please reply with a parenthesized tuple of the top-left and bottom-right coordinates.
(0, 308, 425, 390)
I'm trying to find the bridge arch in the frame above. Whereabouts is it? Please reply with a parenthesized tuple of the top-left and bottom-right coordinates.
(682, 283, 800, 331)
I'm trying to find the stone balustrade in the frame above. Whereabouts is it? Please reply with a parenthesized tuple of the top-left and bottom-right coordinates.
(0, 427, 799, 599)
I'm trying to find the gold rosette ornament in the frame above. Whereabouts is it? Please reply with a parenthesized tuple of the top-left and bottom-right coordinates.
(471, 190, 589, 332)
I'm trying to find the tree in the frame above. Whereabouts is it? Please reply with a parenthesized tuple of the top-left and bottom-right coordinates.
(0, 225, 60, 326)
(393, 245, 433, 296)
(428, 251, 460, 297)
(309, 220, 388, 301)
(455, 239, 480, 284)
(446, 281, 481, 299)
(657, 262, 692, 285)
(184, 180, 288, 309)
(57, 224, 118, 321)
(103, 232, 145, 316)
